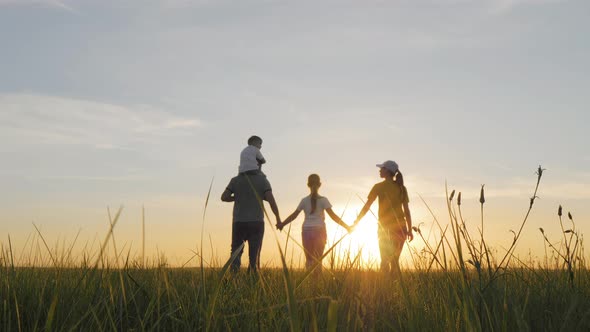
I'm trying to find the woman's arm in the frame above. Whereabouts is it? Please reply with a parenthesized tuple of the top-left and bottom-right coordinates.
(403, 201, 413, 241)
(326, 208, 351, 232)
(354, 196, 376, 226)
(278, 209, 301, 230)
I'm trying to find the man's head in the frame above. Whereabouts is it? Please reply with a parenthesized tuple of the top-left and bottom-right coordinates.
(248, 135, 263, 149)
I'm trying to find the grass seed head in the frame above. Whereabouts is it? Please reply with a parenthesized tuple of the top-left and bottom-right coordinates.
(536, 165, 545, 179)
(449, 190, 455, 201)
(558, 205, 563, 217)
(479, 185, 485, 204)
(457, 192, 462, 206)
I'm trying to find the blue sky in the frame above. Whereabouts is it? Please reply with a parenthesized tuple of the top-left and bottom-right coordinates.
(1, 0, 588, 267)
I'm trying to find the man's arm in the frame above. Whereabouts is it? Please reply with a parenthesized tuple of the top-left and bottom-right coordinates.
(221, 189, 234, 202)
(263, 190, 280, 224)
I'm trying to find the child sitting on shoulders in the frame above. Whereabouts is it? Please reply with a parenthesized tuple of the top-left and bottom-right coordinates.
(239, 135, 266, 175)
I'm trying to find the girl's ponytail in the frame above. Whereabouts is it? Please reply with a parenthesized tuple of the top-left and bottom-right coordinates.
(311, 191, 318, 214)
(308, 174, 321, 214)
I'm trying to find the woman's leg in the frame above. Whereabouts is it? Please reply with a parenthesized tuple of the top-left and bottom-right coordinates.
(378, 224, 394, 273)
(389, 225, 407, 278)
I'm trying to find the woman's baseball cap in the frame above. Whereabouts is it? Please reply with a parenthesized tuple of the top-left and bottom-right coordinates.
(376, 160, 399, 173)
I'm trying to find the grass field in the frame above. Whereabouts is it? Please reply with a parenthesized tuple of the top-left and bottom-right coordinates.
(2, 166, 589, 331)
(1, 265, 589, 331)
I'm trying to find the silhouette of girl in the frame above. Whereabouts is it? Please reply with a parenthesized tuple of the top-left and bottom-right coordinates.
(277, 174, 351, 273)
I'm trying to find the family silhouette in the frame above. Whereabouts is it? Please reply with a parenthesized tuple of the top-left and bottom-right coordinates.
(221, 135, 413, 278)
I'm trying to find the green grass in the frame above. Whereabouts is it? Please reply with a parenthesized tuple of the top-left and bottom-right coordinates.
(2, 166, 589, 331)
(1, 266, 589, 331)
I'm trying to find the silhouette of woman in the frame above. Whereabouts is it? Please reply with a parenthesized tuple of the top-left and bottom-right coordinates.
(354, 160, 413, 277)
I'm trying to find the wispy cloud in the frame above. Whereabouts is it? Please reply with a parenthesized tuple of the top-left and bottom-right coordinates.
(338, 173, 590, 202)
(486, 0, 565, 12)
(466, 176, 590, 200)
(36, 174, 149, 182)
(0, 93, 202, 150)
(0, 0, 75, 12)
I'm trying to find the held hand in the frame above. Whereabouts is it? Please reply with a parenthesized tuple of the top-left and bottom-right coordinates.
(407, 229, 414, 242)
(346, 224, 356, 234)
(346, 224, 354, 234)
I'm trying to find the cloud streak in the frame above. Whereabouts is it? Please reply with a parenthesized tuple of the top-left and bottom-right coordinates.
(486, 0, 565, 12)
(0, 93, 202, 150)
(0, 0, 75, 12)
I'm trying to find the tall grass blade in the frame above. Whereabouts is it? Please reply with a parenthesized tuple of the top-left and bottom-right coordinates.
(142, 205, 145, 268)
(44, 295, 58, 331)
(94, 206, 123, 269)
(327, 300, 339, 332)
(201, 177, 214, 301)
(279, 247, 301, 332)
(32, 223, 57, 267)
(107, 207, 119, 268)
(205, 242, 245, 332)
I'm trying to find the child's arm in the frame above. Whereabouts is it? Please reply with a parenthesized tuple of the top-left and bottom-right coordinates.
(256, 150, 266, 165)
(278, 209, 301, 230)
(326, 208, 352, 232)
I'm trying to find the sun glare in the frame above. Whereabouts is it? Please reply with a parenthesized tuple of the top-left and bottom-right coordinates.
(326, 205, 382, 269)
(325, 203, 427, 269)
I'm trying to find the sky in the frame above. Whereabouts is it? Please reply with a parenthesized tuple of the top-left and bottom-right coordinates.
(1, 0, 589, 268)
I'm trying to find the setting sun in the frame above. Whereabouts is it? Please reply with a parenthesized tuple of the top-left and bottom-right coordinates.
(325, 206, 381, 269)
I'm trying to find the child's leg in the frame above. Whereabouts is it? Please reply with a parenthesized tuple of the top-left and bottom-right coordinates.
(302, 229, 315, 269)
(302, 227, 327, 273)
(311, 227, 327, 273)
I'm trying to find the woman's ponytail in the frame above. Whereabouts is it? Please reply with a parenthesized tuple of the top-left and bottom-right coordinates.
(394, 170, 404, 187)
